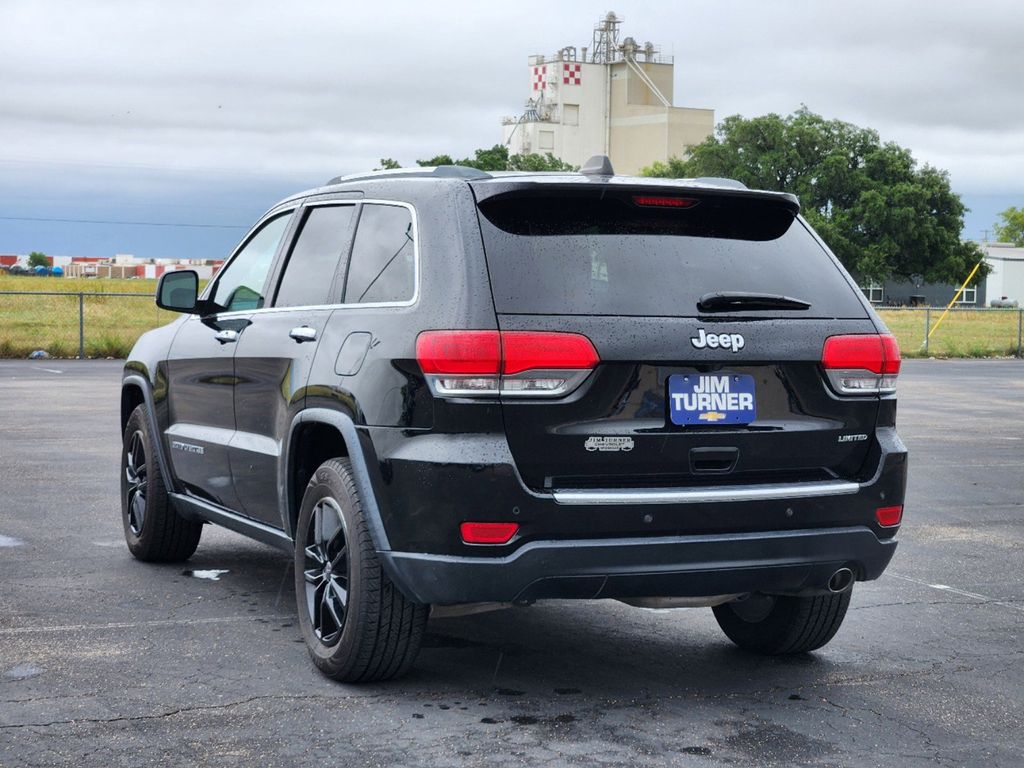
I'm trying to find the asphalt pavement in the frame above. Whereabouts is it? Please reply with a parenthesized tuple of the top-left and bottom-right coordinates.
(0, 359, 1022, 767)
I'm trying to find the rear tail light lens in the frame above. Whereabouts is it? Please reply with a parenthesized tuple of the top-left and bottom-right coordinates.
(821, 334, 901, 395)
(460, 521, 519, 545)
(875, 505, 903, 527)
(416, 330, 599, 398)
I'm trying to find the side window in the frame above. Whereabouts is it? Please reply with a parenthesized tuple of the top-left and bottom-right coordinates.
(343, 204, 415, 304)
(209, 212, 291, 312)
(274, 205, 356, 307)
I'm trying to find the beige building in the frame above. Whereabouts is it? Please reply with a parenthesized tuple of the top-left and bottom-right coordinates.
(501, 12, 714, 175)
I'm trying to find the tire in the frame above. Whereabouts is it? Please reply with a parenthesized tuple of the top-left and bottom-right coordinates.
(120, 404, 202, 562)
(712, 589, 852, 655)
(294, 458, 428, 682)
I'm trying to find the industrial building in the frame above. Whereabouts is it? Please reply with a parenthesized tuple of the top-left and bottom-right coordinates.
(2, 253, 223, 280)
(501, 12, 714, 174)
(864, 242, 1024, 308)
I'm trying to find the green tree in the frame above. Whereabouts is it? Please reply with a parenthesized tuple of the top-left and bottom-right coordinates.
(994, 206, 1024, 246)
(393, 146, 579, 173)
(27, 251, 48, 269)
(507, 152, 577, 172)
(375, 158, 401, 170)
(642, 107, 983, 284)
(416, 154, 455, 167)
(456, 144, 510, 171)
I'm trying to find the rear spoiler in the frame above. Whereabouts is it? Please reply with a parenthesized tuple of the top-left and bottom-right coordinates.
(470, 178, 800, 214)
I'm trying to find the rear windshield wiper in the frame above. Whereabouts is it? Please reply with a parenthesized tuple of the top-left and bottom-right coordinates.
(697, 291, 812, 312)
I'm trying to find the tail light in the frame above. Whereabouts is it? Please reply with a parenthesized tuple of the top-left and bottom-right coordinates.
(821, 334, 901, 395)
(416, 330, 599, 398)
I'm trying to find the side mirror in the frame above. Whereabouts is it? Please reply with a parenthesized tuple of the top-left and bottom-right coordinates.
(156, 270, 199, 313)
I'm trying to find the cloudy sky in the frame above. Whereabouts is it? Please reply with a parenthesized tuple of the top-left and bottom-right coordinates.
(2, 0, 1022, 257)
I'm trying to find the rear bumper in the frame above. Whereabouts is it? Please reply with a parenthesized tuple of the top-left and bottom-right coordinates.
(363, 426, 907, 605)
(381, 526, 897, 605)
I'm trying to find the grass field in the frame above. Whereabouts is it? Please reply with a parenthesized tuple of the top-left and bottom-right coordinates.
(0, 275, 188, 358)
(1, 275, 1022, 359)
(878, 308, 1023, 358)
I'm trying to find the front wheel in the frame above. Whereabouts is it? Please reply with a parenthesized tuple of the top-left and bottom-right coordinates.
(120, 404, 202, 562)
(712, 590, 852, 655)
(294, 458, 428, 682)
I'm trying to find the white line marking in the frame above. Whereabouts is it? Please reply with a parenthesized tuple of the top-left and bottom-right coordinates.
(0, 535, 24, 548)
(32, 367, 63, 374)
(890, 573, 1024, 614)
(0, 614, 294, 637)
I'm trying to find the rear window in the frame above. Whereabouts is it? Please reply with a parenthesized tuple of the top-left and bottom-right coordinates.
(476, 190, 866, 318)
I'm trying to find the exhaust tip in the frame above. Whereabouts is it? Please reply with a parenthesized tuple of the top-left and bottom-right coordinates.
(828, 567, 855, 593)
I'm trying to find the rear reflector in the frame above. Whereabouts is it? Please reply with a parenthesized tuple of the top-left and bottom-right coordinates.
(632, 195, 699, 209)
(875, 505, 903, 527)
(460, 521, 519, 545)
(821, 334, 901, 395)
(416, 330, 599, 398)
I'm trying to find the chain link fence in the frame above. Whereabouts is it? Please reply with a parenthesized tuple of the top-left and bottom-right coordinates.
(0, 291, 178, 358)
(1, 291, 1023, 360)
(877, 307, 1024, 358)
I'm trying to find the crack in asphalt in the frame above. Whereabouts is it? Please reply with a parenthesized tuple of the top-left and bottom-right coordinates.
(0, 614, 295, 636)
(0, 693, 339, 730)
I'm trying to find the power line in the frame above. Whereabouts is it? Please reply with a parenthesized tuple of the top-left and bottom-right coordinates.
(0, 215, 246, 229)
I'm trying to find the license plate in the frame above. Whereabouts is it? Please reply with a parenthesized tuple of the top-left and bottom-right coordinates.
(668, 374, 756, 426)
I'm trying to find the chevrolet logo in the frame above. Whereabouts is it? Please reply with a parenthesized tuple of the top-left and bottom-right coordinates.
(698, 411, 727, 422)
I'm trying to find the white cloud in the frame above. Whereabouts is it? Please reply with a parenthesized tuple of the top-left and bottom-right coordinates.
(1, 0, 1022, 192)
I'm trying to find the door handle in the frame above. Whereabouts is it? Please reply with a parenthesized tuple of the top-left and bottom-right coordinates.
(289, 326, 317, 343)
(213, 329, 239, 344)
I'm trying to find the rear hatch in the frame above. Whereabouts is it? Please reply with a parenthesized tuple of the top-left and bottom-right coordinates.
(472, 182, 883, 491)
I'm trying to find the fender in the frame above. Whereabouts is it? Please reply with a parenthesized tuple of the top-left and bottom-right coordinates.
(122, 373, 179, 495)
(281, 408, 416, 598)
(282, 408, 393, 553)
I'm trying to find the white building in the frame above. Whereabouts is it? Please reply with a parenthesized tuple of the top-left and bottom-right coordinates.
(501, 12, 714, 175)
(982, 242, 1024, 305)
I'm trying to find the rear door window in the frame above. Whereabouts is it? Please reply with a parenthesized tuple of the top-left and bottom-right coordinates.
(476, 190, 866, 319)
(274, 205, 356, 307)
(343, 203, 416, 305)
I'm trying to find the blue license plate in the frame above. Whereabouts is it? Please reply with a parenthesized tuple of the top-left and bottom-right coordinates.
(668, 374, 756, 426)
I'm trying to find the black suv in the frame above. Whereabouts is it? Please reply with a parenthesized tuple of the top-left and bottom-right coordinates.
(119, 159, 907, 681)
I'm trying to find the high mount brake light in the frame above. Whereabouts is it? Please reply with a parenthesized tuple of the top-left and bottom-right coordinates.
(821, 334, 901, 395)
(416, 330, 599, 398)
(632, 195, 699, 209)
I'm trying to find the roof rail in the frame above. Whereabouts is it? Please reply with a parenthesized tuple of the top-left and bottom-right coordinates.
(326, 165, 492, 185)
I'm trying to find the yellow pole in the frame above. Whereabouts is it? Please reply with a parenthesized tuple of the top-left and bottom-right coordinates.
(927, 260, 983, 340)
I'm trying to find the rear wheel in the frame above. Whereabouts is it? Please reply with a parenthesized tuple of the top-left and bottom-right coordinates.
(712, 590, 852, 655)
(120, 405, 202, 562)
(294, 458, 428, 682)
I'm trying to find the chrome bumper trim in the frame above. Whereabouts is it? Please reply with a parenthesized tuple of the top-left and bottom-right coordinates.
(552, 480, 860, 506)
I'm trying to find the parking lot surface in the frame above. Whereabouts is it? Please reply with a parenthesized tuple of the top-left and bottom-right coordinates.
(1, 359, 1022, 767)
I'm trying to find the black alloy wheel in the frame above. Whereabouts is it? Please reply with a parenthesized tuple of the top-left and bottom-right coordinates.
(120, 404, 202, 562)
(124, 430, 148, 535)
(293, 457, 428, 681)
(302, 497, 350, 646)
